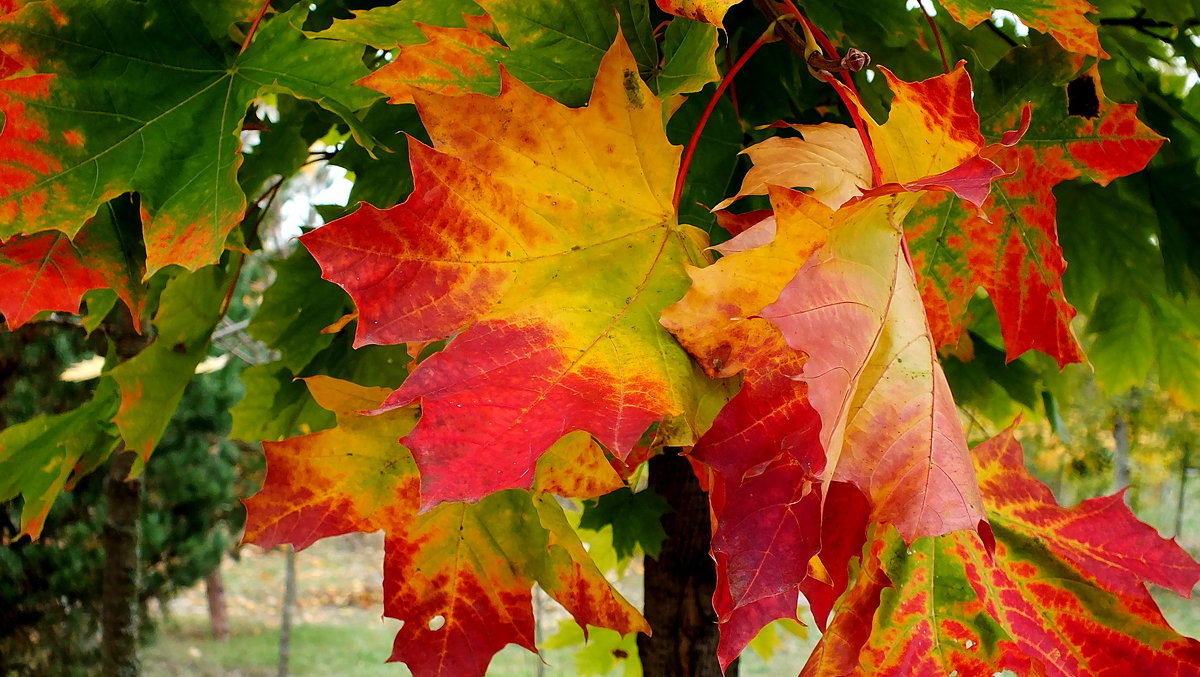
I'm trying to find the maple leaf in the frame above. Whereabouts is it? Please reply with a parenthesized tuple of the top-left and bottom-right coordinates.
(714, 122, 872, 211)
(759, 189, 985, 540)
(108, 265, 231, 468)
(709, 456, 822, 667)
(0, 1, 378, 274)
(655, 0, 743, 28)
(243, 377, 647, 677)
(348, 0, 660, 108)
(356, 2, 719, 109)
(940, 0, 1106, 58)
(663, 65, 1007, 657)
(303, 35, 724, 508)
(667, 67, 999, 533)
(972, 427, 1200, 603)
(360, 22, 504, 105)
(0, 194, 145, 329)
(723, 65, 1043, 358)
(804, 430, 1200, 676)
(317, 0, 488, 48)
(802, 527, 1042, 677)
(666, 188, 988, 663)
(0, 377, 119, 538)
(904, 46, 1164, 364)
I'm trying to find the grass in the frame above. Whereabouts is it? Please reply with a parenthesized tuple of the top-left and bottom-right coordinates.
(143, 535, 817, 676)
(143, 531, 1195, 676)
(144, 616, 815, 677)
(145, 617, 404, 677)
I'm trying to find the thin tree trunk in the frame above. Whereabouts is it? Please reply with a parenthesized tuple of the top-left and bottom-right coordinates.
(278, 545, 298, 677)
(1113, 411, 1131, 500)
(638, 449, 736, 677)
(206, 566, 231, 641)
(533, 587, 546, 677)
(102, 449, 142, 677)
(1175, 443, 1191, 540)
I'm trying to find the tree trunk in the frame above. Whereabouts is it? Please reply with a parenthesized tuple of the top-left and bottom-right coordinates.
(278, 545, 298, 677)
(638, 449, 736, 677)
(1112, 411, 1131, 499)
(1175, 443, 1191, 540)
(206, 566, 231, 641)
(102, 449, 142, 677)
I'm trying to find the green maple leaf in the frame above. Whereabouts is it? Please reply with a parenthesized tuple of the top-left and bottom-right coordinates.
(0, 0, 379, 274)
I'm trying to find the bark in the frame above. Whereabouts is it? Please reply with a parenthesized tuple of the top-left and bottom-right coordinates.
(278, 545, 298, 677)
(638, 449, 736, 677)
(206, 566, 231, 641)
(100, 302, 149, 677)
(101, 449, 142, 677)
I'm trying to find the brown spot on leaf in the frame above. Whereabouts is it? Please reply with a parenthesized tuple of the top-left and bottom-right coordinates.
(622, 69, 644, 109)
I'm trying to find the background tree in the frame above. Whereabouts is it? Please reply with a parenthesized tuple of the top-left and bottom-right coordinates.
(0, 347, 251, 675)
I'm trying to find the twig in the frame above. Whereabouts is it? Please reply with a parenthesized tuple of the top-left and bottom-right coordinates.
(918, 0, 950, 74)
(1099, 17, 1198, 30)
(764, 0, 882, 187)
(724, 46, 741, 121)
(211, 318, 251, 341)
(1100, 16, 1200, 44)
(238, 0, 274, 57)
(674, 26, 777, 213)
(984, 20, 1019, 47)
(217, 176, 284, 319)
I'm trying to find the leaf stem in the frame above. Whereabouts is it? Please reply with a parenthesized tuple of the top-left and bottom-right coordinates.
(238, 0, 274, 57)
(918, 0, 950, 74)
(724, 47, 741, 121)
(673, 28, 774, 214)
(218, 176, 284, 318)
(779, 1, 883, 188)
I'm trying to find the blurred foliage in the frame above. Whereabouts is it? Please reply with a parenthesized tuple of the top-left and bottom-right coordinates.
(0, 326, 256, 676)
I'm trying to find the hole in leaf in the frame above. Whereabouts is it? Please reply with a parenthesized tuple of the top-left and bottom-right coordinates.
(427, 614, 446, 631)
(1067, 75, 1099, 118)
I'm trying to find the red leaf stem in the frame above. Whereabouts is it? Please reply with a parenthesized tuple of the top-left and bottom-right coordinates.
(781, 0, 882, 188)
(919, 0, 951, 74)
(673, 28, 774, 213)
(724, 46, 741, 121)
(238, 0, 274, 57)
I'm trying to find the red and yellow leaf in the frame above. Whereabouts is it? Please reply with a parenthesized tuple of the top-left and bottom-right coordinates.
(805, 431, 1200, 676)
(360, 21, 504, 105)
(303, 35, 723, 509)
(759, 188, 984, 540)
(534, 431, 626, 499)
(244, 377, 647, 677)
(904, 52, 1163, 363)
(663, 65, 1010, 660)
(973, 427, 1200, 602)
(655, 0, 743, 28)
(803, 527, 1041, 677)
(941, 0, 1105, 57)
(0, 196, 145, 328)
(0, 1, 377, 273)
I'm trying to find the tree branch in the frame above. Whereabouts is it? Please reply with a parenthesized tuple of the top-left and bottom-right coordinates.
(1100, 16, 1200, 44)
(984, 20, 1019, 47)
